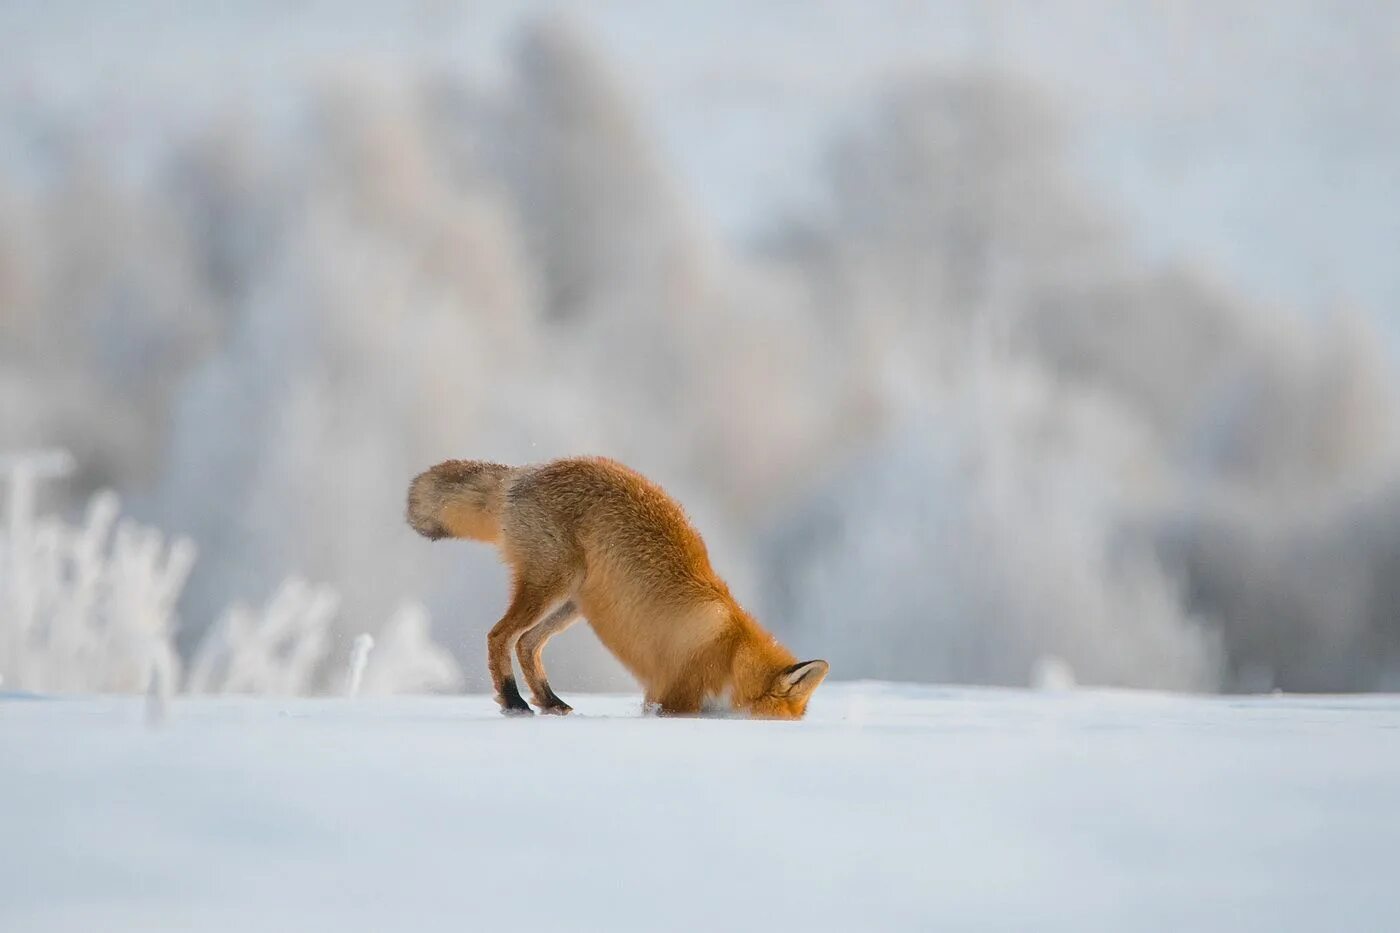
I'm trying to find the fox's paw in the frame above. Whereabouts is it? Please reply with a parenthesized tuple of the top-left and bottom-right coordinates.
(532, 682, 572, 715)
(496, 678, 534, 716)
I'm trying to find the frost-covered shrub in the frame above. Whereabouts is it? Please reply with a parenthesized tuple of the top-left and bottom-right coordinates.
(0, 451, 193, 694)
(0, 452, 462, 696)
(186, 585, 462, 697)
(355, 603, 463, 697)
(185, 578, 339, 695)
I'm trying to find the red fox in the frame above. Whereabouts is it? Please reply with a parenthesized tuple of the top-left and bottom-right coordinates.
(406, 456, 828, 718)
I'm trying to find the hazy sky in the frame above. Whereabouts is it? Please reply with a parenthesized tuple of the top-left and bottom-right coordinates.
(4, 0, 1397, 326)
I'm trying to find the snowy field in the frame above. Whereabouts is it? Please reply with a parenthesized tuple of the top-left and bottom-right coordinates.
(4, 682, 1399, 933)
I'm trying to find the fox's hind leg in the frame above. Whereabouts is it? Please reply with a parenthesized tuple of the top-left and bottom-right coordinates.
(488, 578, 570, 716)
(517, 600, 579, 715)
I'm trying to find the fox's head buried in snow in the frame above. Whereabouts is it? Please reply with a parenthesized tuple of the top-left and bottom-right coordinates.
(740, 659, 830, 720)
(407, 456, 830, 719)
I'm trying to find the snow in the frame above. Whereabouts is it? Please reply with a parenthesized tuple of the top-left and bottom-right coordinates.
(4, 683, 1398, 932)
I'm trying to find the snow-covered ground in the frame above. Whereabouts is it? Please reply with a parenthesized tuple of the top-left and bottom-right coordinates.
(4, 682, 1399, 932)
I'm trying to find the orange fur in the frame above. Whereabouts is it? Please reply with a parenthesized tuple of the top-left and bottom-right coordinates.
(406, 456, 828, 718)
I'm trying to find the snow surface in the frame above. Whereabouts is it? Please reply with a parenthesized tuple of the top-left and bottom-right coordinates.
(3, 682, 1399, 932)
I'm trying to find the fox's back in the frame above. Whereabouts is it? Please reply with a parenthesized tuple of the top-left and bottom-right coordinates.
(505, 457, 724, 601)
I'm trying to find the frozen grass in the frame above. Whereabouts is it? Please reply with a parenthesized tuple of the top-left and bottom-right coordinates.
(3, 682, 1398, 932)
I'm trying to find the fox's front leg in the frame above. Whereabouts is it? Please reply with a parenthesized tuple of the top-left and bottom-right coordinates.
(650, 681, 703, 717)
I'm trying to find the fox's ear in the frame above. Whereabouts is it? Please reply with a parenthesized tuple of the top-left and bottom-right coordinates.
(774, 660, 829, 699)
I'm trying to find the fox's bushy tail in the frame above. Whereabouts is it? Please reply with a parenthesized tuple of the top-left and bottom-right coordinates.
(405, 460, 514, 543)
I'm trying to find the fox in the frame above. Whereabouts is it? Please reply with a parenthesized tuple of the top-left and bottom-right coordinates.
(406, 456, 828, 719)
